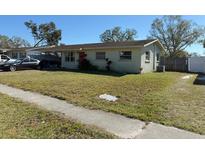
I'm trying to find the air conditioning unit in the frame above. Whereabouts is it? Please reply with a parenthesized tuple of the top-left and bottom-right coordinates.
(157, 65, 165, 72)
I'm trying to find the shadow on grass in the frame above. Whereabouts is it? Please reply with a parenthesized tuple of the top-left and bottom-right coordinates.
(193, 74, 205, 85)
(40, 68, 127, 77)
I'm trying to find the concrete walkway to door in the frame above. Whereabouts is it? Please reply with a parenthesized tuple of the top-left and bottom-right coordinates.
(0, 84, 204, 139)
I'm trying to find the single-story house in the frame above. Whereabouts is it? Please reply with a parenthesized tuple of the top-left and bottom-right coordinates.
(1, 39, 165, 73)
(35, 39, 164, 73)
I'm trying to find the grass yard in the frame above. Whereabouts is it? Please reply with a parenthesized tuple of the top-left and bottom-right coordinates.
(0, 70, 204, 134)
(0, 93, 114, 138)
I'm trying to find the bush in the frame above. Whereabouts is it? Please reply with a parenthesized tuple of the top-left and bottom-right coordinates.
(105, 58, 112, 71)
(78, 59, 98, 71)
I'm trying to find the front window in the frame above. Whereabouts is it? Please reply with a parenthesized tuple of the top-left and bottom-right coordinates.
(65, 52, 75, 62)
(120, 51, 132, 60)
(156, 53, 160, 62)
(19, 52, 26, 58)
(145, 51, 150, 61)
(96, 52, 105, 60)
(11, 52, 18, 59)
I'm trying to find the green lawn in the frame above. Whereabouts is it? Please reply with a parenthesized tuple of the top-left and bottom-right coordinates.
(0, 70, 204, 134)
(0, 93, 114, 138)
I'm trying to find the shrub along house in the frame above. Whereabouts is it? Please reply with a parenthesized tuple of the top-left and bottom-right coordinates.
(35, 39, 164, 73)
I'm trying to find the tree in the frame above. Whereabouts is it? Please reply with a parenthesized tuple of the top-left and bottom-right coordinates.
(9, 36, 31, 48)
(0, 35, 11, 48)
(25, 20, 62, 47)
(0, 35, 30, 48)
(100, 26, 137, 43)
(149, 16, 205, 57)
(174, 50, 189, 57)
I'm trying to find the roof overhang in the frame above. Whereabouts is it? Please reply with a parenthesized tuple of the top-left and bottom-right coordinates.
(1, 39, 165, 53)
(144, 39, 165, 51)
(1, 48, 31, 52)
(26, 45, 143, 52)
(0, 48, 10, 52)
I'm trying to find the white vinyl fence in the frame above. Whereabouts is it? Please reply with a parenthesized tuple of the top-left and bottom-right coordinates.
(188, 57, 205, 74)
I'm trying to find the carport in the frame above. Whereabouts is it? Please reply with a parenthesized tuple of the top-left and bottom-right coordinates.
(26, 46, 62, 69)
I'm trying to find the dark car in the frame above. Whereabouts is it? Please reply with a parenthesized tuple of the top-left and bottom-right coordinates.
(30, 53, 61, 69)
(0, 57, 40, 72)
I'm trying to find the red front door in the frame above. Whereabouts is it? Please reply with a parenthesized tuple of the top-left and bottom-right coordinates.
(79, 52, 86, 63)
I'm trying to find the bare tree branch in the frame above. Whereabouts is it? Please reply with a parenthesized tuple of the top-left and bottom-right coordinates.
(149, 16, 205, 57)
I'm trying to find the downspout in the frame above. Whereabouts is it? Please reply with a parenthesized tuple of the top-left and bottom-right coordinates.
(153, 44, 156, 70)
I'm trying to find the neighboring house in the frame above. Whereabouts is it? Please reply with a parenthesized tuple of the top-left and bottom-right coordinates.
(1, 47, 44, 59)
(1, 48, 29, 59)
(0, 48, 9, 54)
(36, 39, 164, 73)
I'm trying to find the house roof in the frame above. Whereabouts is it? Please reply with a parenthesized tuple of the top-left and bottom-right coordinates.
(1, 39, 165, 52)
(27, 39, 165, 52)
(58, 39, 157, 49)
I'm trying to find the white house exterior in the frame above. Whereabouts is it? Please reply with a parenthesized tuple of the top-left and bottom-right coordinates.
(59, 39, 164, 73)
(1, 39, 164, 73)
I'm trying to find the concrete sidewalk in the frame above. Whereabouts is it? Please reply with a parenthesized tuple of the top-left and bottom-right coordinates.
(0, 84, 204, 139)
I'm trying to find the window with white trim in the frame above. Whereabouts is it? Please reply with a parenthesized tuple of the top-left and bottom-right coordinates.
(19, 52, 26, 58)
(156, 53, 160, 62)
(11, 52, 18, 59)
(145, 51, 150, 61)
(120, 51, 132, 60)
(65, 52, 75, 62)
(96, 52, 105, 60)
